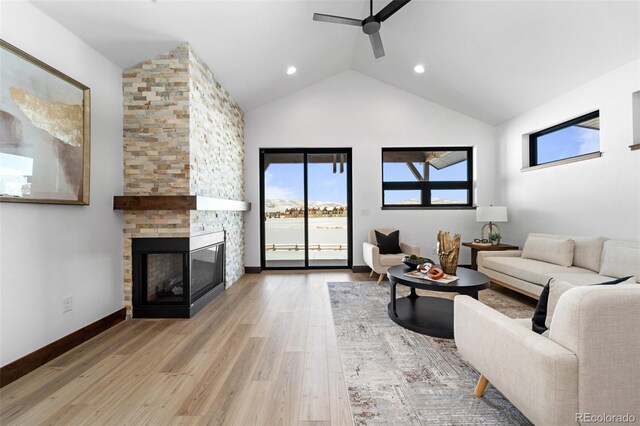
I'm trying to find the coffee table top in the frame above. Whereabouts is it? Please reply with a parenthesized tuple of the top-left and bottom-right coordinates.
(387, 264, 489, 293)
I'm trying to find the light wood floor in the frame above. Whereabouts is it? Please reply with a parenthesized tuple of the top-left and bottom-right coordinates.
(1, 270, 371, 425)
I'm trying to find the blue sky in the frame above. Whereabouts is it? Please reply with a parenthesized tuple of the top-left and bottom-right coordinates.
(382, 160, 467, 182)
(264, 160, 468, 204)
(265, 162, 347, 203)
(536, 126, 599, 164)
(383, 160, 467, 203)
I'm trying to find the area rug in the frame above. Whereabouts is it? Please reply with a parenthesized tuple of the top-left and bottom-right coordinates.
(327, 281, 536, 425)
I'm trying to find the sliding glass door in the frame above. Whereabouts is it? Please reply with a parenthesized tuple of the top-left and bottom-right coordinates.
(262, 152, 306, 267)
(260, 148, 352, 269)
(307, 152, 350, 267)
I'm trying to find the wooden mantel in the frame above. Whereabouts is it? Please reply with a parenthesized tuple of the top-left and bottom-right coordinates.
(113, 195, 251, 212)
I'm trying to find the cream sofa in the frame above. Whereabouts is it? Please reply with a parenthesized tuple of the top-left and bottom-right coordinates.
(454, 283, 640, 425)
(478, 233, 640, 299)
(363, 228, 420, 285)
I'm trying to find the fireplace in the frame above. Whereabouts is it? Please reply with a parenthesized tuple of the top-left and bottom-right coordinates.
(132, 231, 225, 318)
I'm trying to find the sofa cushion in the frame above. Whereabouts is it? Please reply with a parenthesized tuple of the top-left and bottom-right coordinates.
(530, 233, 606, 272)
(379, 253, 405, 267)
(599, 240, 640, 281)
(481, 256, 589, 285)
(477, 264, 546, 297)
(521, 236, 575, 267)
(540, 272, 618, 286)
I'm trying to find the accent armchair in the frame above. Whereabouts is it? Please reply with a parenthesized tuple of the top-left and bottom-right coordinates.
(363, 228, 420, 285)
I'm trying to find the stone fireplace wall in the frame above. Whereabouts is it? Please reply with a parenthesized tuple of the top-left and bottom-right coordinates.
(121, 44, 245, 315)
(122, 46, 191, 195)
(188, 47, 245, 285)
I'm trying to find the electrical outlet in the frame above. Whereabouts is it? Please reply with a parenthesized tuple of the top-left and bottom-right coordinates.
(63, 296, 73, 313)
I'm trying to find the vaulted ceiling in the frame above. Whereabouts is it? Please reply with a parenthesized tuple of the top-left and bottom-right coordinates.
(34, 0, 640, 125)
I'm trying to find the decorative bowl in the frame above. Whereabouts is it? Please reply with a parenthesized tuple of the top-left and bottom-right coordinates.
(402, 256, 435, 271)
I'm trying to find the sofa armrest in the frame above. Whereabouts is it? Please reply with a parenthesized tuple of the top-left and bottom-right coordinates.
(454, 296, 578, 426)
(400, 242, 420, 256)
(476, 250, 522, 267)
(550, 285, 640, 419)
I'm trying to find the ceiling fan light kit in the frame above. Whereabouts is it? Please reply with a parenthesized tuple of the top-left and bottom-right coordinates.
(313, 0, 412, 59)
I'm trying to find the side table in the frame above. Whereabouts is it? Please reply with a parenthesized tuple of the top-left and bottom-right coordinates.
(462, 242, 519, 270)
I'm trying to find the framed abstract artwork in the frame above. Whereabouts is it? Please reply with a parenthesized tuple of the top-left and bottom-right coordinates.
(0, 39, 91, 205)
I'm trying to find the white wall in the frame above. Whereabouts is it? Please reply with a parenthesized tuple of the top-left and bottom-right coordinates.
(0, 2, 124, 366)
(497, 60, 640, 247)
(244, 71, 498, 267)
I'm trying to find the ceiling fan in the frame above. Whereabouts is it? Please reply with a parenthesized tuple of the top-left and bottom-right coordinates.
(313, 0, 412, 59)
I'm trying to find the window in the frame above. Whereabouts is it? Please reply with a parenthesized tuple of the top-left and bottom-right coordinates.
(529, 111, 600, 167)
(381, 147, 473, 208)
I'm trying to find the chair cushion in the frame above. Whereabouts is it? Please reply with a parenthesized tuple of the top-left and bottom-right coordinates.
(481, 256, 587, 285)
(378, 253, 406, 266)
(375, 230, 402, 255)
(599, 240, 640, 281)
(379, 253, 406, 267)
(521, 236, 575, 267)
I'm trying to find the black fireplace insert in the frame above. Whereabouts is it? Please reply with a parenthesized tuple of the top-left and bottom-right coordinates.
(132, 231, 225, 318)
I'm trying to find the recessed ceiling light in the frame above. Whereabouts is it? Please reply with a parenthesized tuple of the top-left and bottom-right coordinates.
(414, 64, 425, 74)
(286, 66, 297, 75)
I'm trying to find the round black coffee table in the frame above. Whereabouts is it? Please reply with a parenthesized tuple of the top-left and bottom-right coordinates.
(387, 264, 489, 339)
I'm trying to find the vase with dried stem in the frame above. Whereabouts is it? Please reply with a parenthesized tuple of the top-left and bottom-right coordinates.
(437, 230, 461, 275)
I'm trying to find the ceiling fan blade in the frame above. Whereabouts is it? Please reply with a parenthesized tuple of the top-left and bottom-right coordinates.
(369, 31, 385, 58)
(313, 13, 362, 27)
(374, 0, 412, 22)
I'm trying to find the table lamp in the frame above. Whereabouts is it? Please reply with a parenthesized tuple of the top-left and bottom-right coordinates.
(476, 206, 508, 240)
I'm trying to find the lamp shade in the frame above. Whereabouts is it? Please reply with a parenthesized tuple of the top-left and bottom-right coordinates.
(476, 206, 508, 222)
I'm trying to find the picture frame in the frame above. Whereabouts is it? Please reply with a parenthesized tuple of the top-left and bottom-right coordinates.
(0, 39, 91, 205)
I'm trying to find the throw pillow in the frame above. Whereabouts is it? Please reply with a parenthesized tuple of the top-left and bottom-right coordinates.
(375, 230, 402, 255)
(531, 276, 635, 334)
(571, 236, 608, 272)
(529, 234, 607, 272)
(531, 282, 551, 335)
(521, 236, 575, 267)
